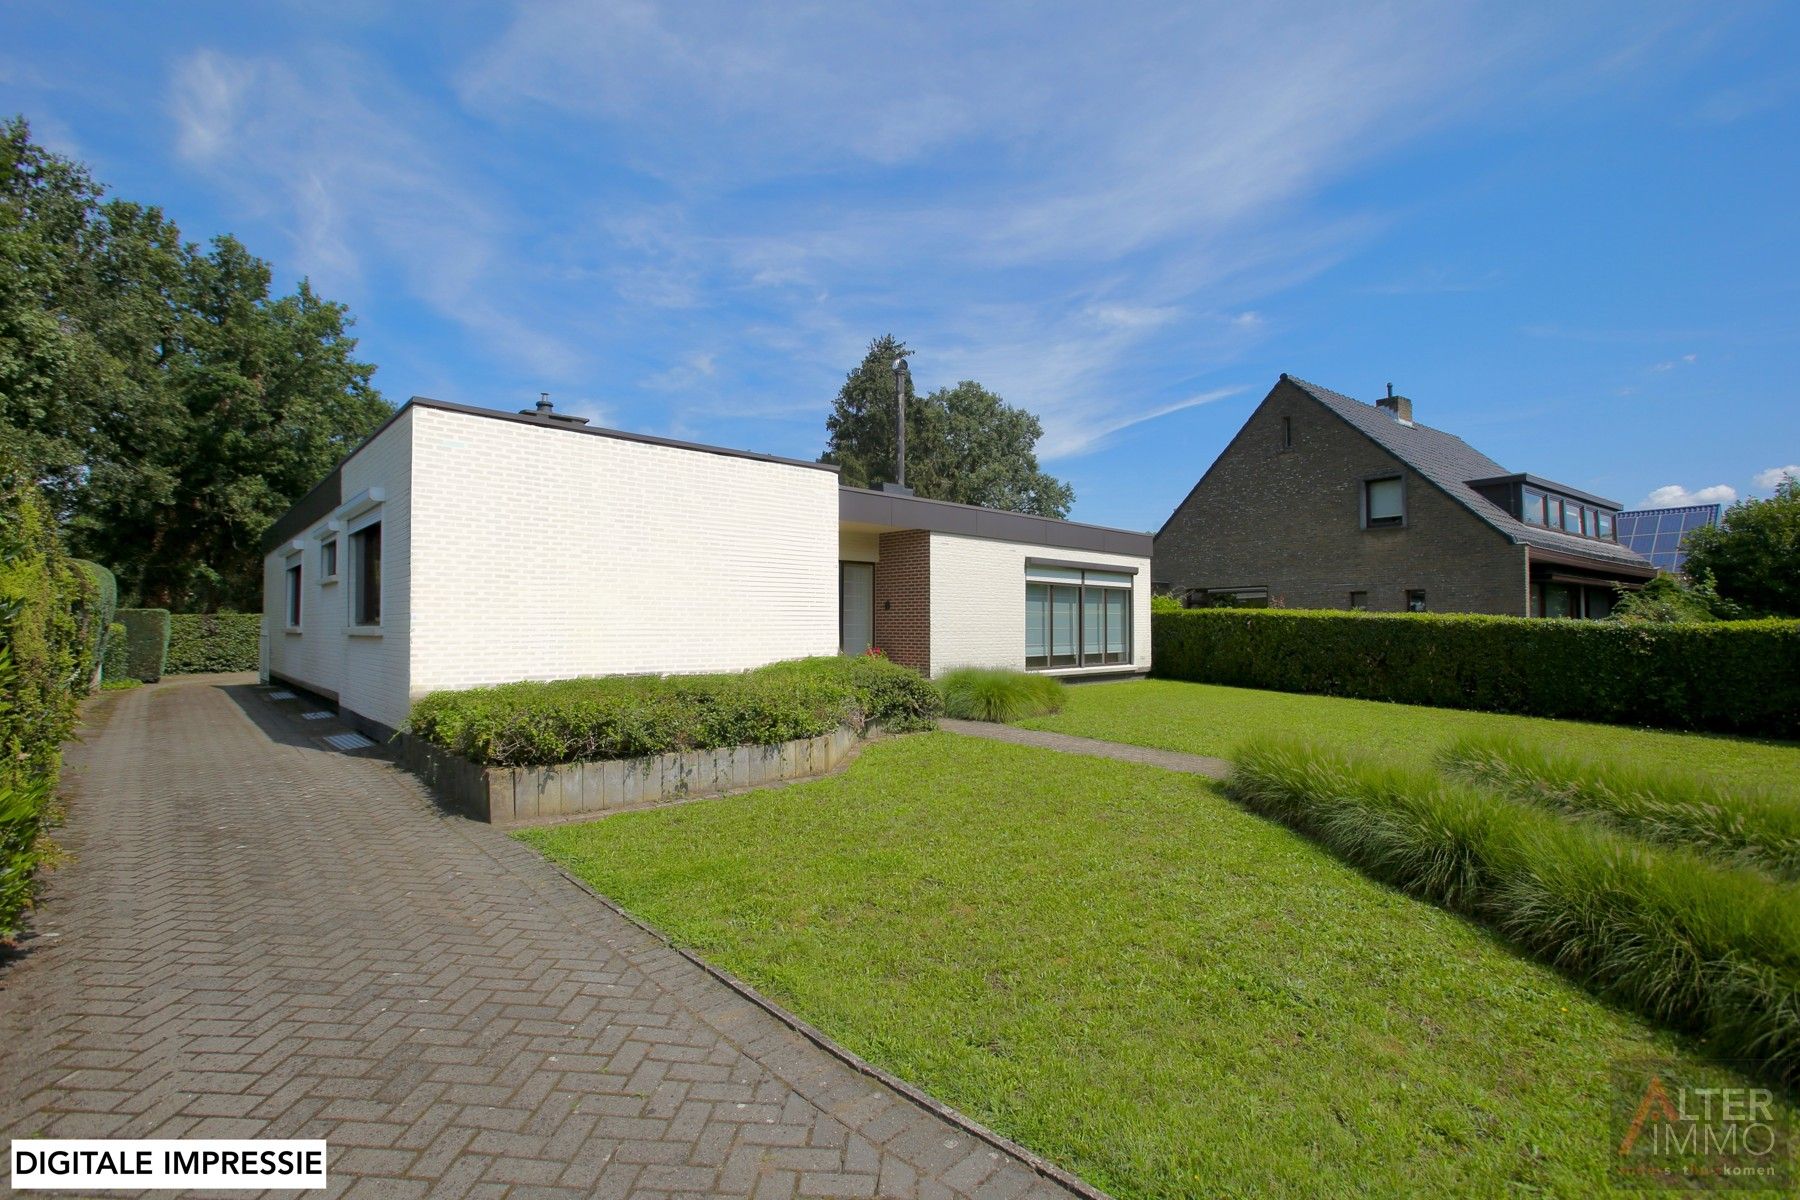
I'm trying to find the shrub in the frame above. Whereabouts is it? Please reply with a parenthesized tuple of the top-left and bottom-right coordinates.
(936, 667, 1067, 722)
(1441, 733, 1800, 882)
(407, 655, 942, 767)
(101, 621, 128, 684)
(166, 612, 261, 674)
(1227, 740, 1800, 1086)
(1152, 607, 1800, 738)
(0, 455, 92, 938)
(116, 608, 171, 682)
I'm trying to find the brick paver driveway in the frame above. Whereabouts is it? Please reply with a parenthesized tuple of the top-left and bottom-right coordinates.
(0, 675, 1077, 1199)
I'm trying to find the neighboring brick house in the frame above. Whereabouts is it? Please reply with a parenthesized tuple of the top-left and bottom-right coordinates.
(261, 396, 1150, 737)
(1153, 374, 1655, 618)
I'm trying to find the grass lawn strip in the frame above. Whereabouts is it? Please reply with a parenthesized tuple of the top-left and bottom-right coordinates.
(520, 733, 1789, 1199)
(1019, 680, 1800, 796)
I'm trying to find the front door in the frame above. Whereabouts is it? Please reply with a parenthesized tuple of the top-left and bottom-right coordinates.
(840, 561, 874, 655)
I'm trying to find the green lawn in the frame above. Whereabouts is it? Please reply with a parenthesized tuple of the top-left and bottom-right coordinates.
(520, 733, 1789, 1198)
(1019, 679, 1800, 793)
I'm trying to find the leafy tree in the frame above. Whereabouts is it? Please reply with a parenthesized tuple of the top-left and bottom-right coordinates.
(822, 336, 1074, 518)
(1681, 476, 1800, 617)
(0, 117, 390, 611)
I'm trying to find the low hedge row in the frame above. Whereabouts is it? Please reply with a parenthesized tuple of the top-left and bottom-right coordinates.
(1442, 733, 1800, 882)
(116, 608, 171, 683)
(408, 656, 943, 767)
(166, 612, 260, 674)
(1153, 608, 1800, 738)
(1228, 739, 1800, 1087)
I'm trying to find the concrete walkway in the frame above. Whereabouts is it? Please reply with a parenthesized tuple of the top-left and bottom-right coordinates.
(938, 719, 1229, 781)
(0, 675, 1079, 1199)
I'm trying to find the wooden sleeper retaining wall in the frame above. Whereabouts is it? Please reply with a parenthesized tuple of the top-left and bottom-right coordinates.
(399, 725, 863, 826)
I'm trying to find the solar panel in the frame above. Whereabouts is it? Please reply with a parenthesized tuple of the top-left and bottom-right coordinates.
(1612, 504, 1720, 573)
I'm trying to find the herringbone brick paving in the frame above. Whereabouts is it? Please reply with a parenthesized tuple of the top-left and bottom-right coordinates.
(0, 674, 1077, 1199)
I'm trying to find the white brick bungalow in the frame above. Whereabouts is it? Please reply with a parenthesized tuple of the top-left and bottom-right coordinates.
(260, 397, 1152, 737)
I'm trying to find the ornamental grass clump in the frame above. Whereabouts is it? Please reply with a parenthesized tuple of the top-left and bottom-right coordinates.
(406, 655, 940, 767)
(935, 668, 1067, 722)
(1440, 733, 1800, 882)
(1227, 738, 1800, 1085)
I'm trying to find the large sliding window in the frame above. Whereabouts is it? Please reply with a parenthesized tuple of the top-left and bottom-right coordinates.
(1025, 565, 1132, 670)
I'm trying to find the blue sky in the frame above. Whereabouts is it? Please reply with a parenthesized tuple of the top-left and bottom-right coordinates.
(5, 2, 1797, 531)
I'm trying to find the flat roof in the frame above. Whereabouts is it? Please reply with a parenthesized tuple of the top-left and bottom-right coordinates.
(840, 486, 1153, 557)
(263, 396, 838, 552)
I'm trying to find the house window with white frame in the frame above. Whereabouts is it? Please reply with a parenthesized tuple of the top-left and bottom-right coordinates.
(350, 521, 382, 626)
(320, 538, 338, 582)
(284, 560, 303, 629)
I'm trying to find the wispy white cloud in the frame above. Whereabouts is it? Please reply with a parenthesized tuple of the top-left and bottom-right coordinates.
(167, 48, 590, 383)
(149, 4, 1735, 477)
(1641, 483, 1737, 508)
(1753, 465, 1798, 490)
(447, 1, 1682, 456)
(1651, 353, 1698, 371)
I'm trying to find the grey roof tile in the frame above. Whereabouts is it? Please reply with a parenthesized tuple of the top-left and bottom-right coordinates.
(1284, 375, 1654, 570)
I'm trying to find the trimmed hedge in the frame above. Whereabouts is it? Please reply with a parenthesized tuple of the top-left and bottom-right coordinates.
(71, 560, 117, 693)
(408, 656, 943, 767)
(1228, 739, 1800, 1087)
(166, 612, 261, 674)
(1, 455, 95, 938)
(101, 621, 129, 684)
(1153, 608, 1800, 738)
(116, 608, 171, 683)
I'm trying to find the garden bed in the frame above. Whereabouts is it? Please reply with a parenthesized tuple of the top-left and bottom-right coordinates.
(402, 655, 940, 824)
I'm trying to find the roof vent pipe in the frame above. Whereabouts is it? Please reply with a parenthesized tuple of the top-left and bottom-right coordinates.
(880, 355, 915, 495)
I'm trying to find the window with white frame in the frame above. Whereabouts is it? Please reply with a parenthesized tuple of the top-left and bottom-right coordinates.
(350, 520, 382, 626)
(320, 538, 338, 581)
(1025, 565, 1131, 670)
(284, 560, 303, 629)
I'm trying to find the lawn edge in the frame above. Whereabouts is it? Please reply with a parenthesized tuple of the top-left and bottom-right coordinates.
(538, 858, 1116, 1200)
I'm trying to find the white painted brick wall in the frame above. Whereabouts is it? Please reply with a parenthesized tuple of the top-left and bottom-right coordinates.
(406, 407, 838, 699)
(928, 532, 1152, 677)
(261, 408, 415, 731)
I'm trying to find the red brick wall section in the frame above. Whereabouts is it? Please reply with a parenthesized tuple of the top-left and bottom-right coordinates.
(873, 530, 930, 673)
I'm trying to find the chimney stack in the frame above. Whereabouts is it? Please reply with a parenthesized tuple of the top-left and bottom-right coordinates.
(1376, 382, 1413, 424)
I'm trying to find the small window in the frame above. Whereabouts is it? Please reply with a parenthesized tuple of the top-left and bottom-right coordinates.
(351, 521, 382, 626)
(1596, 510, 1613, 540)
(1348, 591, 1368, 610)
(1521, 487, 1545, 526)
(320, 539, 338, 581)
(1365, 477, 1404, 527)
(1546, 496, 1563, 529)
(1563, 503, 1583, 535)
(285, 563, 303, 628)
(1281, 416, 1293, 449)
(1405, 589, 1427, 613)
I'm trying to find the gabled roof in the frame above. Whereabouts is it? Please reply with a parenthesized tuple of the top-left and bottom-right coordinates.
(1283, 375, 1654, 571)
